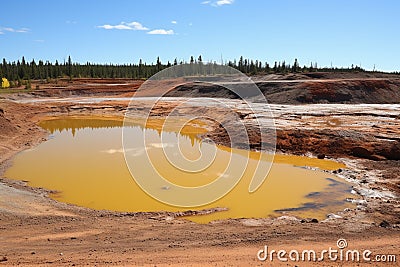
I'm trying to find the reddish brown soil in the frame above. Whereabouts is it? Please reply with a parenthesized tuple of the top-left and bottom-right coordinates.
(10, 72, 400, 104)
(0, 75, 399, 266)
(165, 76, 400, 104)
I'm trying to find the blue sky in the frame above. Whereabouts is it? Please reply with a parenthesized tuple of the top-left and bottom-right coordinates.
(1, 0, 399, 71)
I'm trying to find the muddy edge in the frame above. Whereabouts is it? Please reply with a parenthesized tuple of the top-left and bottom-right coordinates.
(0, 77, 399, 265)
(0, 97, 399, 224)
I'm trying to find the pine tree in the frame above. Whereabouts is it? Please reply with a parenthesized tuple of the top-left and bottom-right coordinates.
(273, 61, 278, 73)
(67, 56, 72, 80)
(265, 62, 270, 73)
(138, 59, 143, 77)
(292, 58, 299, 73)
(239, 56, 244, 72)
(30, 59, 37, 79)
(156, 57, 161, 71)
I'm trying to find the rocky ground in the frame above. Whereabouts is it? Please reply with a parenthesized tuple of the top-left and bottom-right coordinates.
(0, 74, 399, 266)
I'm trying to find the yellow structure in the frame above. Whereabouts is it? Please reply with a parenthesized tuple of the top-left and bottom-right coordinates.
(1, 78, 10, 88)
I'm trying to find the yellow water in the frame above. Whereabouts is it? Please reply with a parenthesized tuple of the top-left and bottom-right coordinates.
(5, 117, 354, 223)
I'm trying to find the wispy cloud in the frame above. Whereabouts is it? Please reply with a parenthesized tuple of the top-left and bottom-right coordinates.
(34, 39, 45, 43)
(98, 21, 175, 35)
(16, 28, 29, 33)
(0, 27, 30, 34)
(97, 21, 148, 31)
(216, 0, 234, 6)
(147, 29, 174, 35)
(202, 0, 234, 6)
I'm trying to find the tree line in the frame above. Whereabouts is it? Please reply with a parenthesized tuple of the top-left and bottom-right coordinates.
(0, 55, 380, 86)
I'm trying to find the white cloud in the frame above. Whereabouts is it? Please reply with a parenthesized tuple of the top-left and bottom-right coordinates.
(98, 21, 176, 35)
(101, 24, 131, 30)
(147, 29, 174, 35)
(15, 28, 29, 33)
(202, 0, 234, 6)
(0, 27, 29, 34)
(34, 39, 45, 42)
(3, 27, 14, 32)
(216, 0, 234, 6)
(97, 21, 148, 31)
(125, 21, 148, 30)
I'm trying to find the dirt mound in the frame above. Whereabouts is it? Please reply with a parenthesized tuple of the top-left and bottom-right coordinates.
(296, 79, 400, 103)
(166, 78, 400, 104)
(28, 78, 143, 98)
(165, 83, 238, 98)
(8, 74, 400, 104)
(276, 129, 400, 161)
(0, 107, 17, 136)
(0, 101, 48, 166)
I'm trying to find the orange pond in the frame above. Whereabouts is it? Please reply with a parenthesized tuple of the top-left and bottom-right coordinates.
(5, 117, 354, 223)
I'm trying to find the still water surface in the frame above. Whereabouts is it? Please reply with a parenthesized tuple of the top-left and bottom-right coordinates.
(5, 117, 354, 223)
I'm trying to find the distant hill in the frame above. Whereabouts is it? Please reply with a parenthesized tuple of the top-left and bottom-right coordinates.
(166, 73, 400, 104)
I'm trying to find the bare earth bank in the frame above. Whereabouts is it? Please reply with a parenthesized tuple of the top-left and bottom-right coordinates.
(0, 75, 399, 266)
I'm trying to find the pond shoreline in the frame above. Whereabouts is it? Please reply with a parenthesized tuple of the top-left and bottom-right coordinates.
(0, 95, 399, 266)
